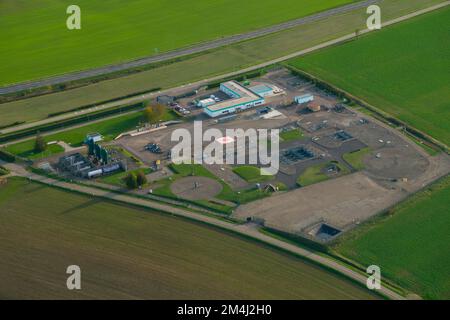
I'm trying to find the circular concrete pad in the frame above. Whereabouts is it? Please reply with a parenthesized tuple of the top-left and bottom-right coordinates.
(170, 176, 223, 200)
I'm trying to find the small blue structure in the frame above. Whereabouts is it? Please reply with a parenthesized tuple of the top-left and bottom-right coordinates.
(294, 94, 314, 104)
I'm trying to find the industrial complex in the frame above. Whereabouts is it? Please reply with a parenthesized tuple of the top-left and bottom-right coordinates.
(18, 67, 447, 246)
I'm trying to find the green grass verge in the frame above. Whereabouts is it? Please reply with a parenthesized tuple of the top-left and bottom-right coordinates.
(5, 109, 177, 159)
(280, 128, 304, 141)
(288, 6, 450, 145)
(343, 147, 371, 170)
(232, 165, 274, 183)
(334, 176, 450, 300)
(8, 143, 65, 160)
(297, 161, 349, 187)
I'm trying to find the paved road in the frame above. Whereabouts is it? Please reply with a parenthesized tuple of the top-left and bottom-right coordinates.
(2, 1, 448, 137)
(0, 0, 379, 95)
(2, 161, 405, 300)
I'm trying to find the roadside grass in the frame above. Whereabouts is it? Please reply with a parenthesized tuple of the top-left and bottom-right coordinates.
(232, 165, 274, 183)
(343, 147, 371, 170)
(0, 0, 437, 127)
(334, 176, 450, 300)
(5, 143, 65, 160)
(280, 128, 304, 142)
(297, 161, 349, 187)
(288, 6, 450, 145)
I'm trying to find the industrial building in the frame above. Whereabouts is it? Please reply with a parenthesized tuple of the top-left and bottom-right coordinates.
(249, 84, 283, 97)
(248, 84, 274, 97)
(204, 81, 265, 118)
(295, 94, 314, 104)
(58, 153, 124, 179)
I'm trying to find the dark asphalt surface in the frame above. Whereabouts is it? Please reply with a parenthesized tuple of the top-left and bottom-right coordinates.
(0, 0, 379, 95)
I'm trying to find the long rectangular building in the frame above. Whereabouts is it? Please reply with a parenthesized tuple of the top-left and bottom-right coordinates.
(204, 81, 265, 118)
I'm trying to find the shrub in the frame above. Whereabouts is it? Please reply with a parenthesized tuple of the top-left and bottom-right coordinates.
(136, 170, 147, 186)
(125, 172, 138, 189)
(34, 134, 47, 153)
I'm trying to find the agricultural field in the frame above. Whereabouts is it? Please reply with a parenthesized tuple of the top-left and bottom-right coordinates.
(0, 0, 441, 127)
(0, 0, 355, 85)
(289, 6, 450, 145)
(335, 176, 450, 300)
(0, 177, 378, 299)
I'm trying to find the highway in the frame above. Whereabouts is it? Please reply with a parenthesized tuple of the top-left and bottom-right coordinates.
(0, 0, 379, 95)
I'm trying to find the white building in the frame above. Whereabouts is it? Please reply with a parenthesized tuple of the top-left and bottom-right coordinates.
(204, 81, 265, 118)
(295, 94, 314, 104)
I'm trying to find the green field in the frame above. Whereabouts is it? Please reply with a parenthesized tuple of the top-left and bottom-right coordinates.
(335, 177, 450, 299)
(0, 0, 441, 127)
(289, 7, 450, 145)
(0, 177, 377, 299)
(0, 0, 355, 85)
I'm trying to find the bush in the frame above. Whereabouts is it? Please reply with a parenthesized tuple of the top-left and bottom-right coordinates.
(136, 170, 147, 186)
(34, 134, 47, 153)
(125, 172, 138, 189)
(144, 103, 166, 124)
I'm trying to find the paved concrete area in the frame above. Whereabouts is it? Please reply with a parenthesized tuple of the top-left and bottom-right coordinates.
(234, 172, 406, 232)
